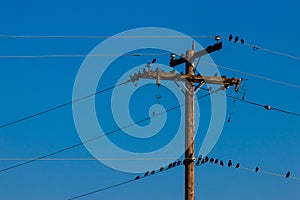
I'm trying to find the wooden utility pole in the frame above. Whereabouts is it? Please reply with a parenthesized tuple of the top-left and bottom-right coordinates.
(129, 41, 242, 200)
(185, 45, 195, 200)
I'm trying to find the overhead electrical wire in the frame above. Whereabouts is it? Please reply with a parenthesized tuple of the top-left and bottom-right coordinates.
(68, 160, 183, 200)
(0, 53, 170, 58)
(200, 60, 300, 90)
(0, 81, 129, 129)
(0, 33, 299, 61)
(0, 34, 214, 39)
(69, 155, 300, 200)
(0, 91, 211, 174)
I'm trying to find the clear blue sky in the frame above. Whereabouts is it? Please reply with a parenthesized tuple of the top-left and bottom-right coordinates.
(0, 0, 299, 199)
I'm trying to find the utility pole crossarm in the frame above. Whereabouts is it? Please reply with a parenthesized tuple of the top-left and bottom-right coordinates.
(129, 68, 242, 92)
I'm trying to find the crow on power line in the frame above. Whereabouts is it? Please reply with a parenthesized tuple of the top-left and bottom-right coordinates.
(228, 34, 233, 41)
(255, 167, 259, 172)
(214, 158, 219, 164)
(285, 171, 291, 178)
(235, 163, 240, 168)
(241, 38, 245, 44)
(152, 58, 157, 63)
(209, 158, 215, 163)
(215, 35, 221, 42)
(228, 160, 232, 167)
(220, 160, 224, 166)
(234, 36, 239, 43)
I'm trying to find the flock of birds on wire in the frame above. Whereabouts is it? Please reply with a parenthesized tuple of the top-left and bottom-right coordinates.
(135, 155, 291, 180)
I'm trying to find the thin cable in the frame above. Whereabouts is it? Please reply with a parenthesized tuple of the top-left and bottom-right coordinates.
(0, 157, 179, 161)
(0, 52, 170, 58)
(0, 34, 213, 39)
(219, 35, 300, 61)
(68, 160, 183, 200)
(0, 81, 129, 129)
(69, 179, 136, 200)
(200, 60, 300, 89)
(196, 157, 300, 180)
(202, 88, 300, 117)
(0, 91, 211, 174)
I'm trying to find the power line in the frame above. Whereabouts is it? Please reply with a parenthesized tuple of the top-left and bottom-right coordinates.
(0, 33, 299, 61)
(200, 60, 300, 90)
(0, 157, 179, 161)
(0, 92, 210, 174)
(219, 35, 300, 61)
(69, 155, 300, 200)
(68, 159, 183, 200)
(0, 53, 169, 59)
(0, 34, 213, 39)
(0, 86, 299, 173)
(0, 81, 129, 129)
(202, 88, 300, 117)
(195, 156, 300, 180)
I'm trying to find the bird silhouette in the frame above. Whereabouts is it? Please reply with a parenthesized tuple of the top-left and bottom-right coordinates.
(220, 160, 224, 166)
(255, 167, 259, 172)
(201, 159, 206, 164)
(177, 160, 182, 166)
(135, 176, 140, 180)
(228, 34, 233, 41)
(228, 160, 232, 167)
(235, 163, 240, 168)
(198, 155, 203, 160)
(151, 170, 155, 175)
(168, 163, 172, 169)
(172, 162, 177, 167)
(234, 36, 239, 43)
(285, 171, 291, 178)
(215, 35, 221, 42)
(241, 38, 245, 44)
(159, 167, 164, 171)
(214, 159, 219, 164)
(152, 58, 157, 63)
(144, 171, 149, 176)
(209, 158, 215, 163)
(195, 159, 200, 165)
(204, 156, 209, 163)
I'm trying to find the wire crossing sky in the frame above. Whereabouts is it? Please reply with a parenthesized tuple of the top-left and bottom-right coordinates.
(0, 1, 299, 200)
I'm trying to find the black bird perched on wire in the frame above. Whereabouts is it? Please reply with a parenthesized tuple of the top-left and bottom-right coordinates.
(144, 171, 149, 176)
(255, 167, 259, 172)
(204, 156, 209, 163)
(241, 38, 245, 44)
(152, 58, 157, 63)
(151, 170, 155, 175)
(172, 162, 177, 167)
(168, 163, 172, 169)
(209, 158, 215, 163)
(235, 163, 240, 168)
(159, 167, 164, 172)
(234, 36, 239, 43)
(228, 34, 233, 41)
(177, 160, 182, 166)
(228, 160, 233, 167)
(285, 171, 291, 178)
(214, 158, 219, 164)
(220, 160, 224, 166)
